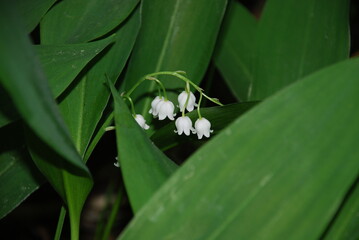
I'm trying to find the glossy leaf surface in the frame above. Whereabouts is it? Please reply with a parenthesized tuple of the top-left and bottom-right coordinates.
(118, 58, 359, 239)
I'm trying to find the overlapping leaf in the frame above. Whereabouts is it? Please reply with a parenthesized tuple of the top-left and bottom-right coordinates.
(250, 0, 350, 100)
(215, 1, 257, 101)
(118, 58, 359, 239)
(122, 0, 228, 118)
(40, 0, 139, 44)
(109, 80, 178, 213)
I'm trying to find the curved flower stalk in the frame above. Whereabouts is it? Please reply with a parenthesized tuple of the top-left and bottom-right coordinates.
(120, 70, 222, 138)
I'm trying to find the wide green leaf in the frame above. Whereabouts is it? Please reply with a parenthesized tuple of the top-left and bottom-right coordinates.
(17, 0, 56, 33)
(250, 0, 350, 100)
(0, 123, 44, 219)
(214, 1, 257, 101)
(37, 36, 115, 98)
(40, 0, 139, 44)
(151, 102, 258, 151)
(109, 80, 178, 213)
(0, 1, 90, 172)
(118, 58, 359, 239)
(323, 180, 359, 240)
(122, 0, 227, 117)
(59, 8, 140, 157)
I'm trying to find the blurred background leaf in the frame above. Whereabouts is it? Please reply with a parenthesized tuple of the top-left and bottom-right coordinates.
(214, 1, 257, 101)
(118, 58, 359, 240)
(0, 123, 44, 219)
(250, 0, 350, 100)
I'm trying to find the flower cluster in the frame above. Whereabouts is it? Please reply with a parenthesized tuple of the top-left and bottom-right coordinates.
(123, 71, 222, 139)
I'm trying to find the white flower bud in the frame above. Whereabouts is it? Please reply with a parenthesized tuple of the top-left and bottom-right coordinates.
(134, 114, 150, 130)
(194, 117, 213, 139)
(149, 96, 164, 117)
(157, 100, 176, 120)
(174, 116, 195, 136)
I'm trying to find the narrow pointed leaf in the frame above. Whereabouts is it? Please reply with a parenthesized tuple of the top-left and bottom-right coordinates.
(118, 58, 359, 240)
(215, 1, 257, 101)
(123, 0, 227, 117)
(40, 0, 139, 44)
(250, 0, 350, 100)
(0, 1, 89, 172)
(59, 8, 140, 157)
(109, 80, 178, 213)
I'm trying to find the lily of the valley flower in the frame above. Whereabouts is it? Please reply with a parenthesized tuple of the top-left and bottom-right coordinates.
(134, 114, 150, 130)
(178, 91, 197, 112)
(174, 116, 195, 136)
(157, 100, 176, 120)
(149, 96, 164, 117)
(195, 117, 213, 139)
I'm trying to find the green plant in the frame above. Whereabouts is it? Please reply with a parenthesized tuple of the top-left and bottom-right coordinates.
(0, 0, 358, 239)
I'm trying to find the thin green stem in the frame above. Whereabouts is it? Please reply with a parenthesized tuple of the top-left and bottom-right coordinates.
(146, 77, 168, 100)
(123, 95, 136, 116)
(54, 206, 66, 240)
(197, 92, 203, 119)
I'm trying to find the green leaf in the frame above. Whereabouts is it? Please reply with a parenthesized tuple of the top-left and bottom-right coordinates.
(108, 80, 178, 213)
(250, 0, 350, 100)
(40, 0, 139, 44)
(17, 0, 56, 33)
(36, 36, 115, 98)
(122, 0, 228, 117)
(0, 3, 93, 239)
(323, 180, 359, 240)
(26, 131, 93, 240)
(0, 123, 44, 219)
(151, 102, 258, 151)
(0, 1, 90, 172)
(59, 8, 141, 157)
(214, 1, 257, 101)
(118, 58, 359, 240)
(0, 37, 115, 128)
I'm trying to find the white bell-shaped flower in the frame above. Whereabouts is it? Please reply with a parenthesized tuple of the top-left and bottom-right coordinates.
(149, 96, 164, 117)
(174, 116, 195, 136)
(157, 100, 176, 120)
(134, 114, 150, 130)
(195, 117, 213, 139)
(178, 91, 197, 112)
